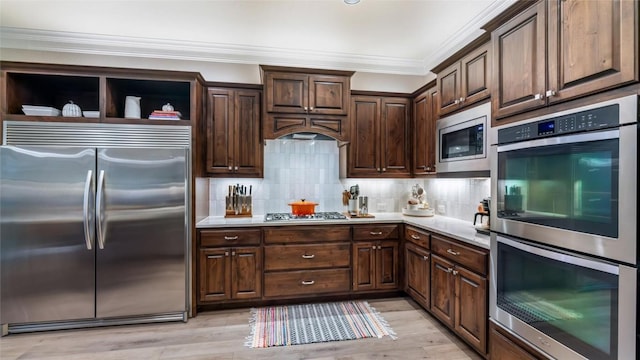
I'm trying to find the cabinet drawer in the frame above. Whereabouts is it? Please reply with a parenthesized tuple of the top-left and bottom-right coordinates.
(264, 269, 351, 297)
(200, 229, 261, 247)
(264, 243, 350, 271)
(353, 224, 399, 241)
(405, 226, 430, 249)
(264, 226, 351, 244)
(431, 234, 488, 276)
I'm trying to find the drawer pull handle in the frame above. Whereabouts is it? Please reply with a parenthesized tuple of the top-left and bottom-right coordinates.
(370, 231, 383, 235)
(224, 236, 239, 240)
(301, 280, 315, 285)
(447, 249, 460, 256)
(410, 234, 420, 240)
(302, 254, 315, 259)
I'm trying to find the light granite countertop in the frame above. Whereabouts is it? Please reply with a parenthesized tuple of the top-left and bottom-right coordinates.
(196, 212, 490, 249)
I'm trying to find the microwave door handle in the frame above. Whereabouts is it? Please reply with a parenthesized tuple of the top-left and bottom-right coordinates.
(497, 129, 619, 152)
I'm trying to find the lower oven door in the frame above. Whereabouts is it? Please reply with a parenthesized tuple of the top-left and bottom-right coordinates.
(490, 233, 637, 360)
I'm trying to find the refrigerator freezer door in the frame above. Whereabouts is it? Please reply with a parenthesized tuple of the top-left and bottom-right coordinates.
(0, 146, 96, 324)
(96, 148, 187, 318)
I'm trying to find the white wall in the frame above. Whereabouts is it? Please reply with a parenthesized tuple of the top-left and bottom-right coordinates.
(1, 48, 430, 93)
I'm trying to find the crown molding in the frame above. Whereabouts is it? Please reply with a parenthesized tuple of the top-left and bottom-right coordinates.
(0, 1, 515, 76)
(0, 27, 425, 75)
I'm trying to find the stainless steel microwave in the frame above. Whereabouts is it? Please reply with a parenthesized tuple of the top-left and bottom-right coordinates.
(436, 101, 491, 173)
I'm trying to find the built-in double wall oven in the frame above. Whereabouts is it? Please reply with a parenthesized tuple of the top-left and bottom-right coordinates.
(489, 94, 638, 360)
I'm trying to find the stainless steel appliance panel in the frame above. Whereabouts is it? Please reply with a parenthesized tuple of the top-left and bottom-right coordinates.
(96, 148, 187, 318)
(490, 98, 637, 265)
(0, 146, 96, 324)
(490, 233, 637, 360)
(436, 101, 491, 173)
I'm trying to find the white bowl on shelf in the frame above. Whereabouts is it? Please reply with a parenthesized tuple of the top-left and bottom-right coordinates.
(402, 207, 435, 217)
(22, 105, 61, 116)
(83, 111, 100, 118)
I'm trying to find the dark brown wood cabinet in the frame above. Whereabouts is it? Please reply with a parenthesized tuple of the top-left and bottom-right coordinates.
(261, 66, 353, 141)
(404, 242, 431, 309)
(263, 225, 352, 298)
(490, 321, 547, 360)
(205, 87, 262, 177)
(412, 85, 438, 175)
(348, 95, 411, 178)
(352, 225, 400, 291)
(198, 229, 262, 303)
(437, 42, 491, 117)
(492, 0, 638, 121)
(430, 234, 488, 355)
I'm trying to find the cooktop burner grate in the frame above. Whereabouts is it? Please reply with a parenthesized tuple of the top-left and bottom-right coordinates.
(264, 212, 347, 222)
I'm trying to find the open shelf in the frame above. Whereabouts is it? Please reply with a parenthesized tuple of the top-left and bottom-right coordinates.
(106, 78, 191, 120)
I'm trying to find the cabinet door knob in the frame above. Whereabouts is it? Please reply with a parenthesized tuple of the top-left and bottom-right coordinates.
(534, 93, 543, 100)
(231, 251, 236, 256)
(377, 167, 381, 172)
(447, 249, 460, 256)
(452, 269, 458, 276)
(545, 90, 556, 97)
(446, 267, 453, 273)
(372, 245, 376, 249)
(234, 166, 238, 171)
(304, 106, 308, 111)
(228, 166, 232, 170)
(301, 280, 315, 285)
(423, 255, 429, 261)
(377, 245, 381, 250)
(382, 168, 386, 172)
(224, 251, 229, 257)
(459, 97, 465, 103)
(224, 235, 239, 240)
(454, 99, 460, 105)
(301, 254, 315, 259)
(309, 107, 314, 111)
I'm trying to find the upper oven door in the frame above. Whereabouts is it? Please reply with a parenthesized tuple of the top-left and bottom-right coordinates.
(490, 124, 637, 265)
(436, 102, 491, 173)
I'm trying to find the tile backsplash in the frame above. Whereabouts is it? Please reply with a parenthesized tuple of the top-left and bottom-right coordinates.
(206, 139, 490, 222)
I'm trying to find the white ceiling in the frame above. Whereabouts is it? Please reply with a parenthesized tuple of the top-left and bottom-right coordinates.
(0, 0, 515, 75)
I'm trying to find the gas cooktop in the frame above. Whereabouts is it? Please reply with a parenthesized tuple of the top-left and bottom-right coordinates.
(264, 212, 347, 222)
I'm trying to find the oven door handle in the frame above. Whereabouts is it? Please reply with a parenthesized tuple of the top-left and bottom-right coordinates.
(497, 129, 619, 153)
(495, 234, 619, 275)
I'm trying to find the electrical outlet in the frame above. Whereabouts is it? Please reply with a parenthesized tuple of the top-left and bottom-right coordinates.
(377, 202, 386, 212)
(437, 204, 446, 214)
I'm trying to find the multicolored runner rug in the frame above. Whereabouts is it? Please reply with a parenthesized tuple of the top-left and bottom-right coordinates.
(246, 301, 397, 348)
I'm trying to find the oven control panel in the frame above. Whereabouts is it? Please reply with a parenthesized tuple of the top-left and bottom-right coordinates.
(498, 104, 619, 144)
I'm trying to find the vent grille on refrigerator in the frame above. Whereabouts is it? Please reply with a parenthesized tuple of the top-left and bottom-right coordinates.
(3, 121, 191, 148)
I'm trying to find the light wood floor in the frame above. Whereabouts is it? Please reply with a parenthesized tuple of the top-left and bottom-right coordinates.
(0, 297, 482, 360)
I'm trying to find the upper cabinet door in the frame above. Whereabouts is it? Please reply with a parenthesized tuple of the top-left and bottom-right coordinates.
(437, 62, 462, 116)
(547, 0, 638, 103)
(349, 96, 381, 177)
(308, 75, 349, 115)
(206, 89, 234, 174)
(264, 72, 308, 113)
(460, 42, 491, 107)
(233, 90, 263, 177)
(491, 1, 547, 119)
(381, 97, 410, 176)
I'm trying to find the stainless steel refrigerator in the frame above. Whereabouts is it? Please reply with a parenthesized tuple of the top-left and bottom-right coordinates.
(1, 122, 190, 334)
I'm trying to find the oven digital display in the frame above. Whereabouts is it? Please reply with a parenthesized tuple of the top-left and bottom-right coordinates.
(538, 120, 555, 136)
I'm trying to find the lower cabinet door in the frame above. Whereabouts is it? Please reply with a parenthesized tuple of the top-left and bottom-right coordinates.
(455, 265, 487, 354)
(490, 322, 540, 360)
(199, 248, 231, 302)
(430, 254, 455, 327)
(404, 242, 430, 309)
(352, 242, 376, 291)
(376, 240, 399, 290)
(231, 247, 262, 300)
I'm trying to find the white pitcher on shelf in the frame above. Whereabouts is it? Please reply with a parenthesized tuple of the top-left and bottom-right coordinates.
(124, 96, 141, 119)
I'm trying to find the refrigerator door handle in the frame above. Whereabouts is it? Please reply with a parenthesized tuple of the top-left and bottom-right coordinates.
(96, 170, 106, 249)
(82, 170, 95, 250)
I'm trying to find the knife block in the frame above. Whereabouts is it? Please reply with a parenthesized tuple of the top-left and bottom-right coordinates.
(224, 195, 252, 218)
